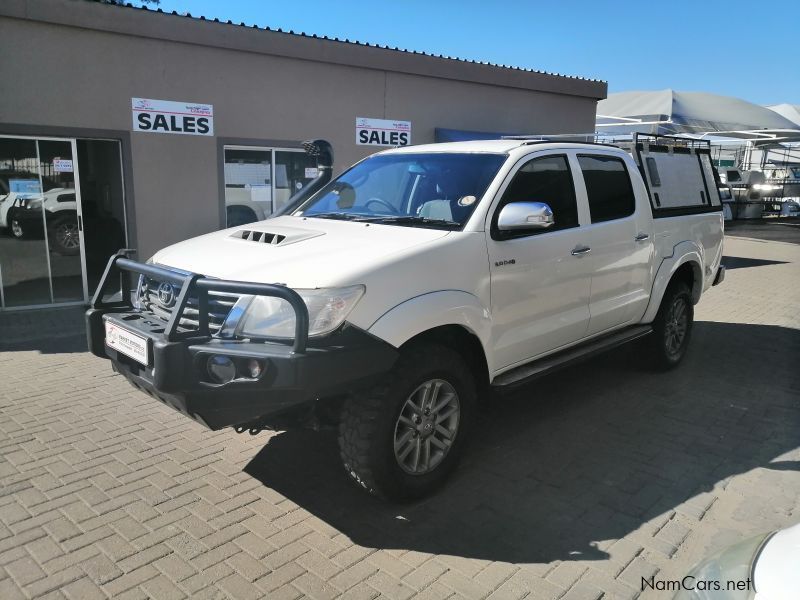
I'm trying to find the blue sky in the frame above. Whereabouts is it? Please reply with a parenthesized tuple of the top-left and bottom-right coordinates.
(146, 0, 796, 106)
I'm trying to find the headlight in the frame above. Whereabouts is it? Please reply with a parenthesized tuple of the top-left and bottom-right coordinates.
(235, 285, 365, 339)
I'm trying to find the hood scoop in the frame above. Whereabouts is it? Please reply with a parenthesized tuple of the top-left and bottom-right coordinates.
(236, 229, 286, 244)
(230, 225, 325, 247)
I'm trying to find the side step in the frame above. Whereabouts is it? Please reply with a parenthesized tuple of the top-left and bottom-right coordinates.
(492, 325, 653, 388)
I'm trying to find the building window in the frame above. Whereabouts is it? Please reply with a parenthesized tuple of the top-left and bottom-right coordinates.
(223, 146, 316, 227)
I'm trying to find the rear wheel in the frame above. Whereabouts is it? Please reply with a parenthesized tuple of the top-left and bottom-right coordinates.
(338, 343, 476, 501)
(649, 281, 693, 370)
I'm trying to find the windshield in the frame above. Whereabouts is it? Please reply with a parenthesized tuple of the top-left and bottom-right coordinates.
(294, 153, 506, 229)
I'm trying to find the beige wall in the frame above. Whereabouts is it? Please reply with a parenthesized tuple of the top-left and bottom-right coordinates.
(0, 3, 604, 259)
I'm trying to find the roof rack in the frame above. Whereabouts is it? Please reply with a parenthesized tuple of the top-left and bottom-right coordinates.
(501, 132, 711, 149)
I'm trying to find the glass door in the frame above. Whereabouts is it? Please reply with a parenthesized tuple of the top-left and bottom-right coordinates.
(0, 136, 85, 308)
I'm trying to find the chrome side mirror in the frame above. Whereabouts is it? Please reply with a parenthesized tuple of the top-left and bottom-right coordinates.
(497, 201, 554, 231)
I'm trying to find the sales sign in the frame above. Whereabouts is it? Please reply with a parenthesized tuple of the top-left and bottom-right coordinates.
(132, 98, 214, 136)
(356, 117, 411, 147)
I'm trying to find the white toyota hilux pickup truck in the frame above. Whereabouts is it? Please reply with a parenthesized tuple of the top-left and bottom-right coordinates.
(87, 134, 725, 501)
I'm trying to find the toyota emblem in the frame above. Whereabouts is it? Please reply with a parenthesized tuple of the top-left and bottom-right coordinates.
(157, 282, 176, 308)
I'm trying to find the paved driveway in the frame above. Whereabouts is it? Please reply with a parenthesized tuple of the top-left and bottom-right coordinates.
(1, 234, 798, 599)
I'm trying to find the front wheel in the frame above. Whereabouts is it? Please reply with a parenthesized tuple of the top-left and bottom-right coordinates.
(10, 216, 27, 239)
(49, 216, 80, 256)
(648, 281, 694, 370)
(338, 343, 476, 501)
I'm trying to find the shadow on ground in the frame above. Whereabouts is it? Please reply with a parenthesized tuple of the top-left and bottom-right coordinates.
(244, 321, 800, 564)
(722, 256, 788, 270)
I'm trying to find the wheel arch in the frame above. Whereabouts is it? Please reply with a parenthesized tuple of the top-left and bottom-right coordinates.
(366, 290, 494, 380)
(401, 324, 490, 392)
(641, 244, 703, 324)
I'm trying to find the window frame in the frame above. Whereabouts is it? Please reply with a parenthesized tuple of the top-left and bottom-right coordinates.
(576, 153, 637, 224)
(490, 152, 580, 241)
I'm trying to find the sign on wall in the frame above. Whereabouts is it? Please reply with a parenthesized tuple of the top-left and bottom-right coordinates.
(356, 117, 411, 147)
(132, 98, 214, 136)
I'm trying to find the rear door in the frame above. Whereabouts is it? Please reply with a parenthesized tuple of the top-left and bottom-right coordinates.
(486, 152, 593, 371)
(572, 152, 654, 335)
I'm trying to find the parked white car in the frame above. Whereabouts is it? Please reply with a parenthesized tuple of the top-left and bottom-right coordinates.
(673, 521, 800, 600)
(87, 134, 725, 500)
(0, 186, 80, 255)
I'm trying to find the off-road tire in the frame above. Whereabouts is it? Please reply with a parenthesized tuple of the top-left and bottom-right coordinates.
(648, 281, 693, 370)
(338, 342, 476, 502)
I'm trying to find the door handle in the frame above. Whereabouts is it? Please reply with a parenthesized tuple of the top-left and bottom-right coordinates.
(571, 245, 591, 256)
(635, 233, 650, 242)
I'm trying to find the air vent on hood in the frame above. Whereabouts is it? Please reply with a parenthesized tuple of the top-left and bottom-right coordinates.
(235, 230, 286, 245)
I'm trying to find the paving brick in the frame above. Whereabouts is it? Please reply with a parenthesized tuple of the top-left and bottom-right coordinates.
(254, 562, 305, 593)
(6, 554, 46, 587)
(23, 565, 85, 599)
(1, 234, 799, 600)
(81, 552, 124, 585)
(140, 574, 188, 600)
(154, 552, 197, 583)
(329, 559, 378, 592)
(292, 570, 340, 600)
(61, 576, 107, 600)
(338, 581, 380, 600)
(218, 572, 262, 600)
(365, 571, 415, 600)
(179, 562, 234, 596)
(226, 550, 270, 582)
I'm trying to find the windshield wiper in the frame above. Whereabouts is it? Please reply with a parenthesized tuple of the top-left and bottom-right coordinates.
(358, 215, 461, 228)
(304, 212, 367, 221)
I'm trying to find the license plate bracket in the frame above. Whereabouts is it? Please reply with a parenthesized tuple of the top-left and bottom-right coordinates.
(105, 320, 150, 366)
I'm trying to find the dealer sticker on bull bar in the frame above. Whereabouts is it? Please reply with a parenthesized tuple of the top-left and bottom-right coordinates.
(105, 321, 149, 365)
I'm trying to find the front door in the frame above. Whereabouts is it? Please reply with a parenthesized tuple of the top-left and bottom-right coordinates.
(486, 153, 593, 371)
(0, 136, 84, 308)
(0, 135, 127, 309)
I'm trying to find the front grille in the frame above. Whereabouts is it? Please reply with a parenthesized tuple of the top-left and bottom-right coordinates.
(138, 276, 239, 335)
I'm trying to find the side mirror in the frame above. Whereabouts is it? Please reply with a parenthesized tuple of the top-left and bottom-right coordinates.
(497, 201, 554, 231)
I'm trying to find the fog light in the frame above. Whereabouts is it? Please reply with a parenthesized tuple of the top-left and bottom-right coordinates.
(246, 359, 263, 379)
(207, 355, 236, 383)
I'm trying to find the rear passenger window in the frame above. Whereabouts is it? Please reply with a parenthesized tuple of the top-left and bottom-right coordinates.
(578, 155, 636, 223)
(497, 154, 578, 235)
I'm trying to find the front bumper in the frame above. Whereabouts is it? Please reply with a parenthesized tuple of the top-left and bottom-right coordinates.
(86, 254, 398, 430)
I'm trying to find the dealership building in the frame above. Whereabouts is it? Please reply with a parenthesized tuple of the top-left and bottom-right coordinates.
(0, 0, 606, 311)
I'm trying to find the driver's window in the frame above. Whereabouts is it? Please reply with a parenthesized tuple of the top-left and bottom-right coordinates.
(496, 154, 579, 234)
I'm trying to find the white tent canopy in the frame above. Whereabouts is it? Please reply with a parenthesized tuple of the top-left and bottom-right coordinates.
(597, 90, 800, 145)
(768, 104, 800, 127)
